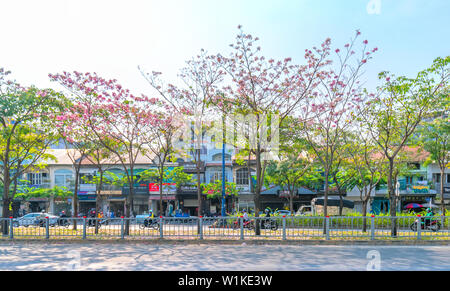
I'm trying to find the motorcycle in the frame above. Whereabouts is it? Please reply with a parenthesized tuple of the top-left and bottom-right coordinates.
(233, 219, 254, 230)
(87, 218, 110, 228)
(260, 219, 278, 231)
(139, 218, 160, 230)
(410, 218, 441, 232)
(57, 217, 70, 228)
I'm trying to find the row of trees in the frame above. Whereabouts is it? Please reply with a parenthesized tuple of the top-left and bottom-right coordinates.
(1, 26, 448, 236)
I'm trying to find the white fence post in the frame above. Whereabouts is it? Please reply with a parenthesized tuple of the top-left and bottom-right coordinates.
(121, 217, 125, 240)
(240, 217, 244, 240)
(9, 217, 13, 239)
(199, 216, 203, 240)
(82, 216, 87, 240)
(45, 217, 50, 239)
(371, 215, 375, 240)
(159, 216, 164, 239)
(417, 215, 422, 240)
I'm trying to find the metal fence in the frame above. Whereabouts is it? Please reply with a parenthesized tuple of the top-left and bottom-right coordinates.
(1, 215, 449, 241)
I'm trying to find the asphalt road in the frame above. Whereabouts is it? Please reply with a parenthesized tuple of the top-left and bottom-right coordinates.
(1, 241, 450, 271)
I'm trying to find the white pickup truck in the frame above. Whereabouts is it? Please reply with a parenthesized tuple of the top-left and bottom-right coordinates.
(295, 205, 314, 216)
(295, 197, 355, 216)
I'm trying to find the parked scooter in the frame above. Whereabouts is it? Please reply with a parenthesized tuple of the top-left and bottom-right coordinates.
(233, 219, 254, 230)
(87, 218, 110, 228)
(410, 218, 441, 232)
(57, 217, 70, 228)
(260, 219, 278, 231)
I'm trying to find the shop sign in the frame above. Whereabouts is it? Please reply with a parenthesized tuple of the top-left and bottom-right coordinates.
(149, 183, 177, 193)
(411, 185, 429, 194)
(78, 191, 96, 201)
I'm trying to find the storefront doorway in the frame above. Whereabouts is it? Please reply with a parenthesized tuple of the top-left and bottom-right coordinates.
(79, 202, 96, 217)
(109, 201, 125, 218)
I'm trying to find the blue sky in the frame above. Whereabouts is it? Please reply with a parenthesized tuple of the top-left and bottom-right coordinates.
(0, 0, 448, 94)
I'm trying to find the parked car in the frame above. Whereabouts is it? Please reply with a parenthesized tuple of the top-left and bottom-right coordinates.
(13, 213, 59, 227)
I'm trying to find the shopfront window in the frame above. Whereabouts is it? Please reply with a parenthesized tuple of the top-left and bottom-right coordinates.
(236, 168, 249, 185)
(210, 172, 228, 183)
(27, 172, 48, 186)
(55, 169, 73, 188)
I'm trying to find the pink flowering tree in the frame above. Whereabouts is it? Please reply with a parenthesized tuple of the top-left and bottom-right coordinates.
(50, 71, 158, 232)
(209, 26, 329, 233)
(51, 92, 120, 231)
(294, 30, 378, 220)
(139, 101, 186, 216)
(139, 49, 224, 216)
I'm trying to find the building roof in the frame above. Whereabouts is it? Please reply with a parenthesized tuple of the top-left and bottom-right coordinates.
(42, 149, 157, 166)
(371, 146, 430, 162)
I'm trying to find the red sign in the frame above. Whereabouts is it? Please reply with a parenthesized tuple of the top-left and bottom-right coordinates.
(149, 183, 176, 192)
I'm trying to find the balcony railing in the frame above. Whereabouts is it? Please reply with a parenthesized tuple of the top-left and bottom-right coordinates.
(375, 184, 436, 195)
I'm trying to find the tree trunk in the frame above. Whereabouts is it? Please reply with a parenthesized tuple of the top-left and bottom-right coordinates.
(387, 158, 397, 237)
(196, 149, 202, 216)
(254, 150, 262, 235)
(289, 194, 294, 214)
(159, 169, 164, 217)
(440, 167, 446, 227)
(1, 180, 11, 235)
(362, 200, 368, 232)
(440, 167, 445, 215)
(126, 169, 134, 235)
(323, 168, 329, 234)
(95, 170, 104, 235)
(72, 166, 80, 230)
(333, 175, 344, 216)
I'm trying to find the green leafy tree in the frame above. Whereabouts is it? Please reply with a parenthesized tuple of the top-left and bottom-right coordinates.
(1, 69, 65, 227)
(202, 180, 238, 214)
(15, 185, 72, 201)
(417, 109, 450, 215)
(343, 133, 386, 230)
(266, 156, 315, 214)
(139, 166, 195, 214)
(360, 56, 449, 236)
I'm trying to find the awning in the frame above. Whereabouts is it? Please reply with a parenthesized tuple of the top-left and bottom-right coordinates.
(261, 185, 316, 195)
(312, 197, 354, 208)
